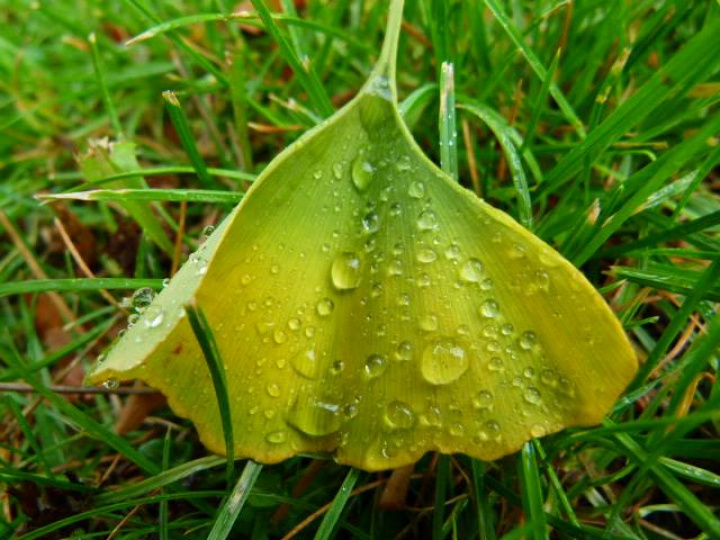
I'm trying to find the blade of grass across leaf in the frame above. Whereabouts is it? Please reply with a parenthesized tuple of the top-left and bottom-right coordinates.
(0, 278, 162, 298)
(186, 304, 234, 483)
(207, 460, 263, 540)
(518, 442, 547, 540)
(39, 189, 242, 204)
(482, 0, 585, 139)
(314, 467, 361, 540)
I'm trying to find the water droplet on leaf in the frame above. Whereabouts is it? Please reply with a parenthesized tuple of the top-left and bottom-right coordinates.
(421, 339, 469, 385)
(408, 180, 426, 198)
(385, 401, 415, 430)
(459, 258, 484, 282)
(331, 252, 363, 290)
(351, 156, 375, 191)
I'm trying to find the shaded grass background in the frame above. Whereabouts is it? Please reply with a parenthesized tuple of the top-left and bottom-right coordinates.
(1, 0, 720, 538)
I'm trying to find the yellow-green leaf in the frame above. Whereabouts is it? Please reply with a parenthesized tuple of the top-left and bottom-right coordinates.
(88, 0, 636, 471)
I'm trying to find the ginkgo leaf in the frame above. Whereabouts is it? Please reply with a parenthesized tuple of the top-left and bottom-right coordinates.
(88, 0, 637, 471)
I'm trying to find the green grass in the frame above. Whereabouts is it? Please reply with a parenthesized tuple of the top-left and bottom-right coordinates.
(1, 0, 720, 538)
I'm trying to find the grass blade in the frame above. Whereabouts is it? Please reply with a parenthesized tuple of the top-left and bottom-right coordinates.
(88, 33, 122, 137)
(433, 455, 450, 540)
(458, 101, 533, 228)
(482, 0, 585, 139)
(0, 278, 162, 298)
(518, 442, 547, 540)
(39, 188, 243, 204)
(207, 460, 263, 540)
(249, 0, 334, 117)
(439, 62, 458, 181)
(4, 340, 159, 476)
(314, 467, 361, 540)
(542, 17, 720, 193)
(185, 303, 234, 483)
(163, 91, 215, 189)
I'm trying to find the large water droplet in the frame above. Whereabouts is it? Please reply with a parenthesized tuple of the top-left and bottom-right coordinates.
(417, 210, 439, 231)
(288, 398, 341, 437)
(365, 354, 387, 378)
(480, 299, 499, 318)
(266, 383, 281, 397)
(459, 258, 484, 282)
(352, 156, 375, 191)
(408, 180, 426, 199)
(421, 339, 469, 385)
(316, 298, 334, 317)
(331, 252, 362, 290)
(291, 348, 320, 379)
(385, 401, 415, 430)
